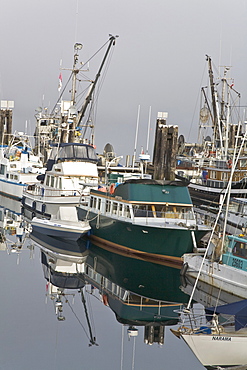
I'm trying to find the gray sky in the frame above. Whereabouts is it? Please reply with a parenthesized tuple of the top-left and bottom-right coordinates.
(1, 0, 247, 158)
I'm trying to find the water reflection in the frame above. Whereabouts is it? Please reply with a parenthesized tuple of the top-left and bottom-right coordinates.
(2, 194, 240, 369)
(34, 229, 188, 345)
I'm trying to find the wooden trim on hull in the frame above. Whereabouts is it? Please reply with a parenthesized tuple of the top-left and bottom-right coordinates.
(88, 234, 183, 269)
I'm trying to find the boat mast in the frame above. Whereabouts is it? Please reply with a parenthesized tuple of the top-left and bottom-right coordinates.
(71, 43, 82, 105)
(206, 55, 218, 150)
(206, 55, 224, 153)
(80, 288, 98, 346)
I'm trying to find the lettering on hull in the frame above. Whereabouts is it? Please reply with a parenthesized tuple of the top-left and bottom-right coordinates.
(212, 336, 231, 341)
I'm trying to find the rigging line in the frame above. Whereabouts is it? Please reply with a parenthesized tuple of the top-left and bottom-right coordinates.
(213, 121, 242, 310)
(66, 296, 91, 341)
(187, 128, 247, 310)
(189, 60, 208, 143)
(50, 72, 73, 115)
(81, 38, 113, 69)
(80, 45, 115, 139)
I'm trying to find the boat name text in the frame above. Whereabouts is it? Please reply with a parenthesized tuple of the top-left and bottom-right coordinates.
(212, 336, 231, 341)
(232, 258, 243, 270)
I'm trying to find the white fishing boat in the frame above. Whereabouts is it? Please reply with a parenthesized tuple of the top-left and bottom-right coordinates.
(0, 133, 45, 200)
(31, 206, 90, 241)
(22, 36, 117, 219)
(181, 233, 247, 300)
(172, 300, 247, 369)
(180, 132, 247, 300)
(22, 142, 99, 219)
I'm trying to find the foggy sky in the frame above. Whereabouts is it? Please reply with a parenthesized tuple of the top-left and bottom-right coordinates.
(1, 0, 247, 159)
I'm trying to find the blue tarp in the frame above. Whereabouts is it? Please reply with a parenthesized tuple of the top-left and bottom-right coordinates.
(206, 299, 247, 331)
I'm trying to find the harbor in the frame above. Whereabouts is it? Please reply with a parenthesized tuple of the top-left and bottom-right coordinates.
(2, 1, 247, 369)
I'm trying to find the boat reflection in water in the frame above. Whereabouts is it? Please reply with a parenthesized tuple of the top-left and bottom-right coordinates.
(31, 229, 189, 347)
(0, 195, 32, 256)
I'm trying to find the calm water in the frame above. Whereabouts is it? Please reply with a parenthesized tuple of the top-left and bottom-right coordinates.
(0, 196, 206, 370)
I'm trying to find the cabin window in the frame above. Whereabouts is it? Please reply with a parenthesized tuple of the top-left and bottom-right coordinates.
(112, 202, 118, 215)
(0, 164, 5, 175)
(211, 171, 217, 179)
(106, 200, 111, 213)
(221, 172, 228, 180)
(50, 176, 55, 187)
(92, 197, 97, 209)
(90, 197, 93, 208)
(10, 164, 17, 169)
(46, 175, 50, 186)
(58, 177, 62, 189)
(233, 241, 247, 259)
(133, 205, 153, 217)
(119, 204, 123, 216)
(240, 159, 247, 168)
(98, 198, 101, 211)
(124, 205, 131, 218)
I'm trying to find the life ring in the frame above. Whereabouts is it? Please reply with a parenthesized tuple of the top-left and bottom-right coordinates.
(109, 183, 115, 194)
(102, 294, 108, 306)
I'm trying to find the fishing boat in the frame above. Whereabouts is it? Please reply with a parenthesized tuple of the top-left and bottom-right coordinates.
(22, 36, 117, 220)
(182, 233, 247, 300)
(219, 197, 247, 235)
(31, 206, 91, 241)
(77, 178, 211, 259)
(22, 142, 99, 219)
(0, 133, 45, 200)
(172, 300, 247, 369)
(178, 56, 247, 207)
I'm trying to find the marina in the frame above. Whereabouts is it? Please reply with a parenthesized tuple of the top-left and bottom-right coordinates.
(2, 5, 247, 368)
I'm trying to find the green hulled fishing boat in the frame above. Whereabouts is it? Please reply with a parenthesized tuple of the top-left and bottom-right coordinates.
(77, 179, 210, 259)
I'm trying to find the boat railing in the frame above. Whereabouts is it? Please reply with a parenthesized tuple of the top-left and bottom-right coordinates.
(25, 185, 82, 197)
(132, 209, 195, 225)
(85, 264, 177, 313)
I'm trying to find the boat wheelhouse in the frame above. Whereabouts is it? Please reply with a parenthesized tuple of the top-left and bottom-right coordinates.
(0, 140, 44, 201)
(77, 179, 211, 258)
(22, 142, 98, 219)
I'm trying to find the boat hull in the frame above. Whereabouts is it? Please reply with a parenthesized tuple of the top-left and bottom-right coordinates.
(22, 194, 81, 219)
(77, 208, 208, 258)
(183, 254, 247, 299)
(31, 230, 90, 257)
(182, 332, 247, 367)
(31, 217, 90, 241)
(0, 178, 26, 200)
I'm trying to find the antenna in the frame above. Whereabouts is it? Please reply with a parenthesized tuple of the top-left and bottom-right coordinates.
(133, 105, 140, 169)
(146, 106, 151, 154)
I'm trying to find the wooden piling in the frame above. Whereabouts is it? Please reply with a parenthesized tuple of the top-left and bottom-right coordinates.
(153, 116, 178, 181)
